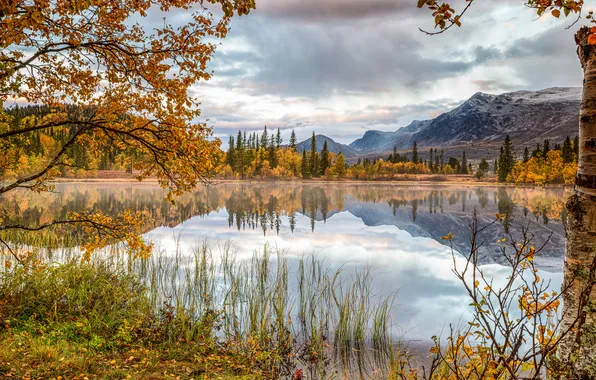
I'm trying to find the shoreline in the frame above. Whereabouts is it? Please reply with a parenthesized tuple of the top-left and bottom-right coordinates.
(47, 176, 573, 189)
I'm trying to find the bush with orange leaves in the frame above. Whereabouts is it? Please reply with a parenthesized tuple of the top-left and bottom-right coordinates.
(389, 214, 578, 380)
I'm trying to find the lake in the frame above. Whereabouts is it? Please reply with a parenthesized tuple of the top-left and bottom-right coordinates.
(2, 182, 568, 344)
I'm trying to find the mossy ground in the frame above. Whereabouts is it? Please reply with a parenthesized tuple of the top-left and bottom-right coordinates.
(0, 263, 277, 379)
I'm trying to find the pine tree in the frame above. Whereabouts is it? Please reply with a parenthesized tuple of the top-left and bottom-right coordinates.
(260, 126, 268, 152)
(498, 135, 514, 182)
(532, 143, 541, 158)
(562, 136, 572, 163)
(268, 134, 277, 167)
(320, 140, 330, 175)
(523, 146, 529, 163)
(276, 128, 282, 149)
(301, 149, 309, 178)
(479, 157, 489, 172)
(460, 150, 468, 174)
(542, 139, 550, 158)
(412, 141, 418, 163)
(289, 130, 297, 150)
(310, 132, 318, 176)
(429, 149, 434, 172)
(236, 130, 245, 178)
(226, 135, 235, 168)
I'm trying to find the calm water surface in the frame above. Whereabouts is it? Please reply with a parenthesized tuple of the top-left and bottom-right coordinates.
(4, 182, 569, 342)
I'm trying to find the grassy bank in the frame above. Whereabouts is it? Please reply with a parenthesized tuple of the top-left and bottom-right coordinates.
(0, 243, 401, 379)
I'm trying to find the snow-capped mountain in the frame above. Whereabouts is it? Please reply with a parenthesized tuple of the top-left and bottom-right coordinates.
(294, 87, 581, 160)
(353, 87, 581, 158)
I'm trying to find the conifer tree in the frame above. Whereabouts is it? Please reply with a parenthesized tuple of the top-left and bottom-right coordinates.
(429, 149, 434, 172)
(301, 150, 309, 178)
(268, 134, 277, 167)
(236, 130, 245, 179)
(226, 136, 235, 168)
(260, 126, 268, 152)
(497, 135, 514, 182)
(320, 140, 330, 175)
(542, 139, 550, 158)
(523, 146, 530, 163)
(412, 141, 418, 163)
(289, 130, 297, 150)
(276, 128, 282, 149)
(562, 136, 573, 163)
(460, 150, 468, 174)
(310, 132, 318, 176)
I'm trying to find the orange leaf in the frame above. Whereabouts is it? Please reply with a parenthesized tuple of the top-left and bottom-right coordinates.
(588, 34, 596, 45)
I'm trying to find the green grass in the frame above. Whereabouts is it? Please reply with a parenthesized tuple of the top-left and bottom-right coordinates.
(0, 241, 400, 379)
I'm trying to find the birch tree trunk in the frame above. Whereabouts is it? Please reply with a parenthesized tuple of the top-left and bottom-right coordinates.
(560, 26, 596, 379)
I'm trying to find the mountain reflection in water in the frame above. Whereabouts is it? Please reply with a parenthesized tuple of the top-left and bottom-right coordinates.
(2, 182, 567, 341)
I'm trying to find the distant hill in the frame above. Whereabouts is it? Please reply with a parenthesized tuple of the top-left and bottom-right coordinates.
(295, 134, 358, 158)
(349, 120, 430, 153)
(349, 87, 581, 159)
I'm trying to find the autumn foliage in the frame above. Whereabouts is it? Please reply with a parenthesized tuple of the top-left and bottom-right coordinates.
(0, 0, 255, 257)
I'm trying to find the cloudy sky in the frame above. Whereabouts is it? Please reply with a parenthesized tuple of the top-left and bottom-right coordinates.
(191, 0, 585, 147)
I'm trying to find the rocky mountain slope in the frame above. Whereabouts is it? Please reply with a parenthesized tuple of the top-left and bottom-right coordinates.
(296, 87, 581, 160)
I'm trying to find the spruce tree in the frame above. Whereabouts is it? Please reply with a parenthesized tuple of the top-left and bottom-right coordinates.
(320, 140, 330, 175)
(542, 139, 550, 158)
(268, 134, 277, 167)
(412, 141, 418, 163)
(301, 149, 309, 178)
(310, 132, 318, 176)
(289, 130, 297, 150)
(562, 136, 573, 163)
(429, 149, 434, 172)
(226, 135, 235, 168)
(236, 130, 245, 178)
(523, 146, 529, 163)
(532, 143, 541, 158)
(260, 125, 268, 151)
(276, 128, 282, 149)
(461, 150, 468, 174)
(497, 135, 514, 182)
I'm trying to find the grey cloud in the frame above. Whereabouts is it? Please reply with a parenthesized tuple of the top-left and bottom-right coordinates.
(200, 2, 583, 144)
(255, 0, 415, 21)
(210, 15, 498, 98)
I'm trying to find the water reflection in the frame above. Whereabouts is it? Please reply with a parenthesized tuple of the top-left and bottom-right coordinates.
(1, 183, 569, 271)
(1, 183, 568, 341)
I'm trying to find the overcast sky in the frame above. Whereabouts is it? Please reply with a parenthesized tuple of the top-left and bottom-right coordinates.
(191, 0, 584, 146)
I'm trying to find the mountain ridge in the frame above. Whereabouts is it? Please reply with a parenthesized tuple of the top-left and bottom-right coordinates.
(293, 87, 581, 160)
